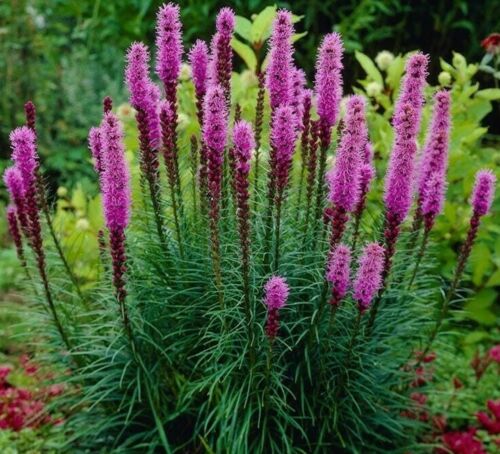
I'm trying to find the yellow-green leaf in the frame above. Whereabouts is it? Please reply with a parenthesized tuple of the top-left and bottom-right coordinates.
(475, 88, 500, 101)
(355, 51, 383, 85)
(251, 6, 276, 43)
(231, 38, 257, 72)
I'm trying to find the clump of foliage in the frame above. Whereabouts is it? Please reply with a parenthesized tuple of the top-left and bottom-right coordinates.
(2, 3, 497, 453)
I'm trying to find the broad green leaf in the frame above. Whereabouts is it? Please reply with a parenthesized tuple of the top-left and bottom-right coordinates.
(464, 307, 497, 326)
(466, 288, 496, 310)
(234, 16, 252, 42)
(231, 38, 257, 72)
(71, 185, 87, 211)
(463, 331, 490, 345)
(251, 6, 276, 43)
(355, 51, 383, 85)
(471, 243, 492, 285)
(385, 55, 405, 91)
(475, 88, 500, 101)
(486, 268, 500, 287)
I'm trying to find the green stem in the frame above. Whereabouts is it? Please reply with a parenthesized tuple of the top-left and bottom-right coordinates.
(273, 196, 283, 272)
(407, 226, 430, 290)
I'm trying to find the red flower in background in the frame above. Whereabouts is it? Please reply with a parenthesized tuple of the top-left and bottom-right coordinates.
(481, 33, 500, 55)
(439, 428, 486, 454)
(488, 345, 500, 363)
(476, 400, 500, 435)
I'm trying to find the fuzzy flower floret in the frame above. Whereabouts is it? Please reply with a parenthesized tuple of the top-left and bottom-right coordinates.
(10, 126, 38, 192)
(326, 244, 351, 304)
(383, 103, 418, 223)
(88, 127, 104, 175)
(155, 3, 183, 85)
(189, 40, 209, 97)
(233, 121, 255, 165)
(101, 113, 131, 231)
(203, 85, 228, 153)
(472, 170, 496, 217)
(315, 32, 343, 129)
(264, 276, 289, 310)
(3, 166, 25, 202)
(353, 243, 385, 312)
(266, 9, 294, 110)
(327, 95, 366, 212)
(271, 105, 298, 193)
(216, 7, 236, 38)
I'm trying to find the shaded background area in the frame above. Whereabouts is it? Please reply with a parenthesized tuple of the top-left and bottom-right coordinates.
(0, 0, 499, 194)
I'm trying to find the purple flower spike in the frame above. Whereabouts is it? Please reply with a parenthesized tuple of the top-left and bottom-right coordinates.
(315, 32, 343, 145)
(271, 105, 298, 196)
(189, 39, 209, 125)
(155, 3, 183, 87)
(216, 7, 236, 38)
(6, 205, 25, 265)
(125, 42, 161, 150)
(354, 243, 385, 313)
(266, 10, 294, 111)
(264, 275, 289, 340)
(10, 126, 38, 194)
(290, 68, 306, 128)
(208, 7, 235, 98)
(327, 95, 367, 212)
(421, 173, 446, 226)
(233, 121, 255, 166)
(189, 40, 209, 97)
(472, 170, 496, 217)
(101, 113, 131, 232)
(88, 127, 104, 176)
(395, 52, 429, 135)
(384, 103, 419, 224)
(326, 244, 351, 306)
(3, 166, 30, 238)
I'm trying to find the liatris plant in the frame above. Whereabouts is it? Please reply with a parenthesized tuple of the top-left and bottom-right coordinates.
(4, 4, 497, 453)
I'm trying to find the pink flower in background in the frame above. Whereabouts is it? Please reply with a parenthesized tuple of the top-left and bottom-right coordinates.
(481, 33, 500, 55)
(489, 345, 500, 363)
(440, 428, 486, 454)
(472, 170, 496, 217)
(353, 243, 385, 312)
(326, 244, 351, 306)
(263, 276, 289, 339)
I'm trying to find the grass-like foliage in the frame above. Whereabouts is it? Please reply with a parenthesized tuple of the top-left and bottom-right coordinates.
(3, 3, 496, 453)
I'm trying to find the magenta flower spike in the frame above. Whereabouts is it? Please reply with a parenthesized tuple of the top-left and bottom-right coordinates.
(272, 105, 298, 197)
(327, 95, 367, 213)
(472, 170, 496, 217)
(353, 243, 385, 313)
(314, 32, 344, 147)
(208, 7, 235, 99)
(189, 39, 209, 125)
(125, 42, 161, 150)
(155, 3, 183, 90)
(418, 90, 451, 228)
(3, 166, 30, 238)
(88, 127, 105, 176)
(383, 103, 418, 225)
(10, 127, 38, 194)
(101, 113, 131, 232)
(100, 112, 132, 313)
(233, 121, 255, 172)
(394, 53, 429, 135)
(266, 10, 294, 111)
(326, 244, 351, 306)
(264, 275, 289, 339)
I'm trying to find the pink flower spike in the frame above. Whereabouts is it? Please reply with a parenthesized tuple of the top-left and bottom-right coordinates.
(326, 244, 351, 306)
(271, 105, 298, 195)
(315, 32, 343, 131)
(101, 112, 131, 231)
(155, 3, 183, 86)
(189, 40, 209, 98)
(327, 95, 367, 212)
(9, 126, 38, 193)
(266, 9, 294, 111)
(233, 121, 255, 165)
(353, 243, 385, 312)
(216, 7, 236, 38)
(489, 345, 500, 363)
(264, 275, 289, 310)
(472, 169, 496, 217)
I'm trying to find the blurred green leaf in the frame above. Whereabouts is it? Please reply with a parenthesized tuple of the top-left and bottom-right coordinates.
(235, 16, 253, 42)
(251, 5, 276, 43)
(231, 38, 257, 72)
(355, 51, 383, 85)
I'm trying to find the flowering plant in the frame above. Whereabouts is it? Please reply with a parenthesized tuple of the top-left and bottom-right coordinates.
(2, 3, 497, 452)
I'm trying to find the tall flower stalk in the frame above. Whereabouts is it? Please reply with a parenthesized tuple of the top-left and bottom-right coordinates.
(313, 33, 343, 226)
(264, 9, 294, 245)
(408, 90, 451, 287)
(233, 120, 256, 365)
(271, 106, 298, 271)
(419, 170, 496, 360)
(304, 119, 320, 236)
(368, 53, 428, 330)
(325, 244, 351, 332)
(125, 42, 168, 254)
(6, 205, 28, 273)
(100, 112, 132, 339)
(10, 127, 70, 350)
(25, 101, 83, 298)
(203, 85, 228, 310)
(156, 3, 183, 198)
(296, 89, 312, 212)
(189, 39, 209, 128)
(253, 71, 266, 211)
